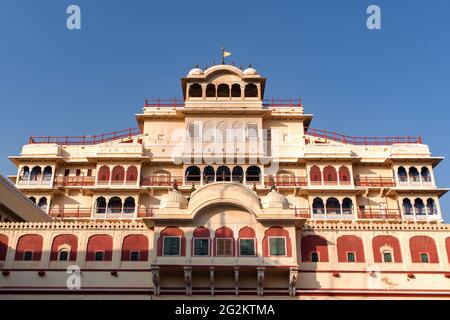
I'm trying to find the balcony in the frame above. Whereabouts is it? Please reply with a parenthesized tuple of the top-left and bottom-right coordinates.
(264, 176, 307, 187)
(397, 177, 434, 188)
(354, 176, 395, 188)
(357, 208, 401, 220)
(49, 207, 92, 219)
(17, 176, 52, 187)
(311, 208, 355, 220)
(403, 208, 440, 222)
(54, 176, 95, 187)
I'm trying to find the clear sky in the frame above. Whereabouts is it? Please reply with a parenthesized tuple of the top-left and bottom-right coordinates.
(0, 0, 448, 219)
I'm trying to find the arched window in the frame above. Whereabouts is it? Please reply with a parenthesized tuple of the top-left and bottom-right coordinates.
(95, 197, 106, 214)
(187, 122, 200, 140)
(152, 169, 171, 185)
(217, 84, 230, 97)
(337, 235, 365, 263)
(238, 226, 256, 256)
(426, 198, 437, 215)
(29, 196, 36, 204)
(15, 234, 43, 261)
(342, 197, 353, 214)
(263, 227, 292, 257)
(421, 167, 431, 182)
(157, 227, 186, 256)
(126, 166, 138, 183)
(246, 123, 258, 141)
(107, 197, 122, 214)
(50, 234, 78, 261)
(301, 235, 328, 262)
(123, 197, 136, 214)
(185, 166, 201, 182)
(216, 166, 231, 182)
(203, 121, 214, 142)
(38, 197, 47, 211)
(111, 166, 125, 184)
(43, 166, 52, 181)
(338, 166, 351, 184)
(232, 166, 243, 182)
(97, 166, 110, 184)
(189, 83, 202, 98)
(312, 197, 325, 214)
(0, 235, 8, 261)
(86, 235, 113, 261)
(203, 166, 215, 184)
(20, 166, 30, 181)
(121, 234, 149, 261)
(409, 167, 420, 182)
(192, 227, 211, 257)
(323, 166, 338, 184)
(231, 84, 241, 97)
(414, 198, 425, 215)
(372, 235, 402, 263)
(246, 166, 261, 182)
(214, 226, 234, 257)
(409, 236, 438, 263)
(397, 166, 407, 182)
(244, 83, 258, 97)
(402, 198, 413, 215)
(216, 122, 228, 142)
(326, 197, 341, 215)
(30, 166, 42, 182)
(309, 165, 322, 185)
(206, 84, 216, 97)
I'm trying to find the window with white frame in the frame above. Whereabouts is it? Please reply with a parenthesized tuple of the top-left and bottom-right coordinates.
(163, 236, 181, 256)
(239, 238, 256, 256)
(420, 253, 429, 263)
(58, 249, 69, 261)
(193, 238, 209, 256)
(269, 237, 286, 256)
(346, 252, 356, 262)
(216, 238, 233, 256)
(382, 251, 393, 263)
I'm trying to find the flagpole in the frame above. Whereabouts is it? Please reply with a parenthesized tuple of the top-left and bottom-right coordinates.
(221, 47, 225, 64)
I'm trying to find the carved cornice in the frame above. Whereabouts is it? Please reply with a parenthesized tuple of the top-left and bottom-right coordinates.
(0, 220, 151, 231)
(302, 220, 450, 231)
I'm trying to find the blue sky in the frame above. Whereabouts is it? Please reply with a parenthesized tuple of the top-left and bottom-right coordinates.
(0, 0, 449, 219)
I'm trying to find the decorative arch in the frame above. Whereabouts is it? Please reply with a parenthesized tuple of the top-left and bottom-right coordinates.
(206, 83, 216, 97)
(217, 83, 230, 97)
(408, 167, 420, 182)
(312, 197, 325, 214)
(43, 166, 52, 181)
(97, 166, 110, 183)
(121, 234, 149, 261)
(326, 197, 341, 215)
(231, 83, 241, 97)
(338, 166, 351, 184)
(20, 166, 30, 180)
(107, 197, 122, 214)
(409, 236, 438, 263)
(216, 121, 228, 142)
(126, 166, 138, 182)
(111, 166, 125, 183)
(203, 121, 214, 142)
(232, 166, 243, 182)
(50, 234, 78, 261)
(185, 166, 201, 182)
(336, 235, 365, 262)
(341, 197, 353, 214)
(95, 197, 107, 214)
(262, 227, 292, 257)
(421, 167, 431, 182)
(0, 234, 8, 261)
(238, 226, 257, 256)
(301, 235, 328, 262)
(309, 165, 322, 184)
(192, 226, 211, 256)
(189, 83, 202, 97)
(30, 166, 42, 181)
(372, 235, 402, 263)
(15, 234, 43, 261)
(123, 197, 136, 214)
(214, 226, 235, 256)
(402, 198, 413, 215)
(246, 166, 261, 182)
(414, 198, 425, 215)
(426, 198, 437, 215)
(38, 197, 48, 211)
(244, 83, 258, 97)
(157, 227, 186, 256)
(86, 234, 113, 261)
(216, 166, 231, 181)
(397, 166, 408, 182)
(323, 166, 338, 184)
(203, 166, 215, 183)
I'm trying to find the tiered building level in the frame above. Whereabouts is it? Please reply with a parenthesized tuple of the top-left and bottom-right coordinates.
(1, 64, 449, 298)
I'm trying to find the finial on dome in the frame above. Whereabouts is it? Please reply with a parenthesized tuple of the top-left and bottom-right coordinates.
(172, 179, 178, 191)
(191, 182, 196, 192)
(270, 180, 277, 191)
(212, 61, 216, 66)
(195, 64, 199, 68)
(239, 65, 243, 70)
(231, 60, 235, 66)
(253, 182, 257, 191)
(249, 62, 252, 68)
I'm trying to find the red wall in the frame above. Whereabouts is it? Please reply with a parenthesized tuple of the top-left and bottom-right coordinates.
(301, 235, 328, 262)
(86, 234, 113, 261)
(157, 227, 186, 256)
(372, 235, 402, 263)
(50, 234, 78, 261)
(0, 234, 8, 261)
(262, 227, 292, 257)
(238, 226, 257, 256)
(15, 234, 43, 261)
(446, 237, 450, 264)
(121, 234, 148, 261)
(214, 226, 234, 256)
(409, 236, 439, 263)
(337, 235, 365, 262)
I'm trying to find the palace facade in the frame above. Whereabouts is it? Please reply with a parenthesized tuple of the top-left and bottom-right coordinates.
(0, 64, 449, 299)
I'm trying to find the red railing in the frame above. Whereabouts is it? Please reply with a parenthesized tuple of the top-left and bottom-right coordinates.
(144, 98, 302, 108)
(264, 176, 307, 187)
(293, 208, 311, 218)
(49, 207, 92, 218)
(354, 176, 395, 187)
(54, 176, 95, 187)
(357, 208, 401, 220)
(137, 207, 154, 218)
(306, 128, 422, 146)
(29, 127, 142, 145)
(141, 176, 182, 187)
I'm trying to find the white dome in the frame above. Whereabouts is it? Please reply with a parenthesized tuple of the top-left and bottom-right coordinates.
(243, 67, 258, 75)
(261, 189, 289, 209)
(188, 67, 204, 76)
(159, 190, 188, 209)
